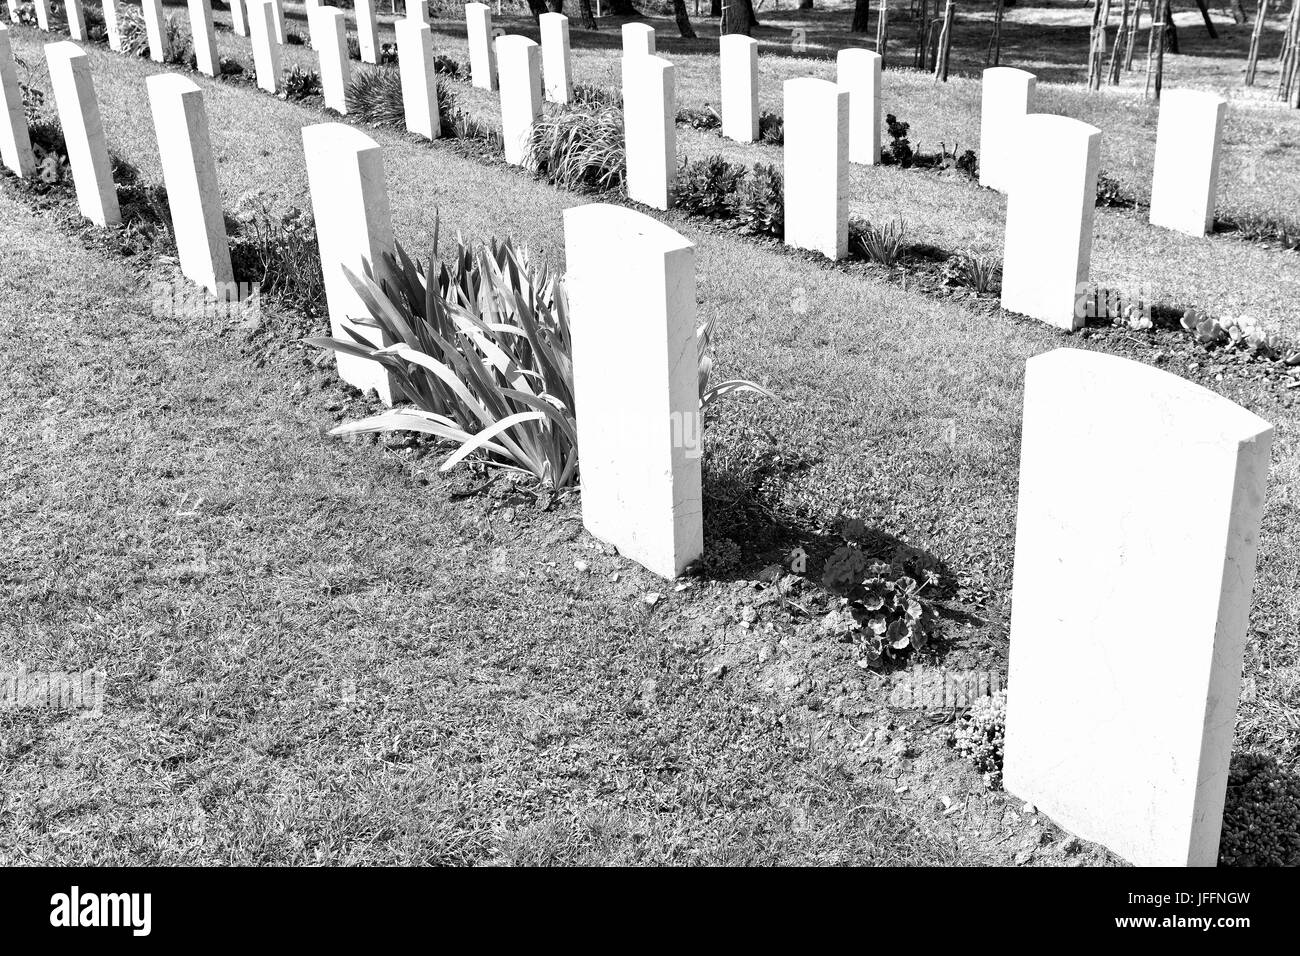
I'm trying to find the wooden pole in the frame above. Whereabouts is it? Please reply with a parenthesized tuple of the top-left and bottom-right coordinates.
(877, 0, 890, 66)
(1109, 0, 1131, 83)
(1125, 0, 1145, 71)
(1246, 0, 1269, 86)
(936, 0, 955, 82)
(1155, 0, 1168, 99)
(988, 0, 1005, 67)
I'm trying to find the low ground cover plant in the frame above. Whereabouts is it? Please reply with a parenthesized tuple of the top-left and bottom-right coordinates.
(951, 690, 1007, 789)
(227, 190, 327, 316)
(309, 230, 771, 487)
(880, 114, 976, 176)
(944, 251, 1002, 294)
(525, 100, 626, 194)
(851, 219, 908, 267)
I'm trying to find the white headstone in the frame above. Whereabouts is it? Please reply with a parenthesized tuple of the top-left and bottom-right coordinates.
(466, 2, 496, 91)
(33, 0, 50, 30)
(230, 0, 248, 38)
(249, 0, 282, 94)
(313, 7, 350, 115)
(783, 77, 848, 260)
(45, 41, 119, 227)
(147, 74, 234, 296)
(0, 24, 35, 178)
(1004, 347, 1273, 867)
(496, 35, 540, 166)
(302, 123, 398, 404)
(102, 0, 123, 50)
(621, 22, 655, 55)
(539, 12, 571, 104)
(65, 0, 87, 40)
(141, 0, 168, 62)
(187, 0, 220, 77)
(303, 0, 321, 48)
(1149, 89, 1227, 237)
(838, 48, 881, 165)
(355, 0, 377, 63)
(396, 17, 440, 140)
(563, 202, 703, 579)
(270, 0, 286, 43)
(623, 53, 675, 211)
(720, 34, 757, 144)
(4, 1, 17, 23)
(407, 0, 429, 23)
(979, 67, 1036, 193)
(1000, 114, 1100, 331)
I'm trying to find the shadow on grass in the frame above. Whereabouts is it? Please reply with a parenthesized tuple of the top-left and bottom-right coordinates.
(1219, 751, 1300, 866)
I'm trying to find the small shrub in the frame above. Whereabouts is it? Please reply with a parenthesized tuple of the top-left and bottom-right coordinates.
(525, 102, 625, 194)
(345, 67, 407, 127)
(676, 105, 721, 131)
(676, 155, 745, 219)
(1179, 308, 1298, 363)
(1095, 171, 1136, 208)
(1219, 754, 1300, 866)
(1223, 212, 1300, 251)
(115, 10, 190, 64)
(758, 111, 784, 145)
(217, 56, 245, 78)
(433, 54, 465, 78)
(732, 163, 783, 239)
(309, 233, 769, 486)
(379, 41, 399, 66)
(951, 690, 1007, 789)
(820, 535, 940, 667)
(570, 83, 622, 110)
(227, 190, 327, 316)
(944, 252, 1002, 294)
(285, 30, 306, 46)
(880, 113, 914, 168)
(27, 118, 71, 187)
(851, 219, 908, 267)
(282, 65, 322, 101)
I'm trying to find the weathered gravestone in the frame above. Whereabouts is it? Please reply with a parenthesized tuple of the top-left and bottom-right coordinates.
(1004, 348, 1273, 867)
(45, 41, 119, 226)
(187, 0, 220, 77)
(146, 74, 233, 296)
(1149, 89, 1227, 237)
(65, 0, 87, 40)
(33, 0, 50, 30)
(397, 17, 440, 140)
(783, 77, 848, 260)
(720, 34, 758, 144)
(302, 123, 398, 404)
(563, 203, 703, 579)
(313, 6, 349, 114)
(249, 0, 282, 94)
(1000, 114, 1100, 331)
(496, 35, 540, 166)
(466, 3, 496, 91)
(622, 22, 655, 55)
(837, 48, 881, 165)
(102, 0, 122, 50)
(0, 24, 34, 178)
(539, 12, 571, 104)
(623, 53, 675, 211)
(230, 0, 248, 38)
(979, 66, 1036, 193)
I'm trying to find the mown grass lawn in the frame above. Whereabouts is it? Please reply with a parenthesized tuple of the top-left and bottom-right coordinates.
(0, 9, 1297, 865)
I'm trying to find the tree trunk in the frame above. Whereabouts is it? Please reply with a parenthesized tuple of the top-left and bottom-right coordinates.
(672, 0, 697, 36)
(578, 0, 597, 27)
(1163, 0, 1179, 53)
(527, 0, 549, 20)
(852, 0, 871, 32)
(711, 0, 721, 15)
(987, 0, 1005, 66)
(722, 0, 759, 34)
(799, 0, 813, 8)
(606, 0, 640, 15)
(547, 0, 564, 11)
(1246, 0, 1268, 85)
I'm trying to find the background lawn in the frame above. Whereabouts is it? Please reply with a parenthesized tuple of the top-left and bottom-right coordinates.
(0, 4, 1296, 864)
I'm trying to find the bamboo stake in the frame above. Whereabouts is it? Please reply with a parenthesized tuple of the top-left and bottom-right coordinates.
(935, 0, 955, 82)
(1109, 0, 1131, 83)
(1125, 0, 1145, 71)
(1246, 0, 1269, 86)
(987, 0, 1005, 67)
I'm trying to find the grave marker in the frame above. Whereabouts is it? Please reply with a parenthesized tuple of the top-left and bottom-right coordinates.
(1004, 347, 1273, 867)
(1149, 89, 1227, 237)
(249, 0, 282, 94)
(497, 35, 540, 166)
(142, 0, 168, 62)
(0, 24, 35, 178)
(146, 74, 234, 296)
(623, 53, 675, 211)
(979, 66, 1036, 193)
(230, 0, 248, 38)
(188, 0, 220, 77)
(563, 203, 703, 579)
(270, 0, 286, 43)
(783, 77, 849, 260)
(314, 6, 350, 115)
(1000, 114, 1100, 331)
(33, 0, 50, 31)
(356, 0, 377, 63)
(102, 0, 123, 50)
(720, 34, 758, 144)
(66, 0, 87, 40)
(837, 48, 881, 165)
(396, 17, 440, 139)
(466, 3, 496, 91)
(45, 41, 119, 226)
(621, 22, 655, 55)
(539, 12, 572, 104)
(302, 123, 398, 404)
